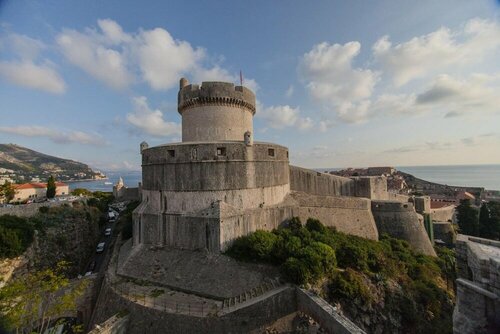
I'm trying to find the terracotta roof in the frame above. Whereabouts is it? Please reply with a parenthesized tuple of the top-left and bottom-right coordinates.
(431, 201, 455, 209)
(13, 182, 68, 190)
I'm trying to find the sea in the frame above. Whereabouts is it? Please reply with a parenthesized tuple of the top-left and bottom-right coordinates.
(69, 164, 500, 192)
(67, 170, 142, 192)
(319, 164, 500, 191)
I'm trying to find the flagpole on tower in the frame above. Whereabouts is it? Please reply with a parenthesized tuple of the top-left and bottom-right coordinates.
(240, 70, 243, 86)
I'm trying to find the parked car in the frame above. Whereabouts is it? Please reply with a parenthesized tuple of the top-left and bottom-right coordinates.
(104, 228, 112, 236)
(96, 242, 105, 253)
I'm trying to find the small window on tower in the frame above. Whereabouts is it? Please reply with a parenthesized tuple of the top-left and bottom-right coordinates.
(268, 148, 275, 157)
(167, 150, 175, 157)
(217, 147, 226, 156)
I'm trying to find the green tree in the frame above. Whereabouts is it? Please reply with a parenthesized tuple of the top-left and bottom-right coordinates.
(46, 176, 57, 199)
(456, 199, 479, 236)
(0, 181, 16, 203)
(479, 203, 491, 238)
(0, 261, 87, 333)
(480, 202, 500, 240)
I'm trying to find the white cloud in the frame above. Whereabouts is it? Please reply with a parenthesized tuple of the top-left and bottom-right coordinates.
(0, 61, 66, 94)
(415, 74, 500, 116)
(56, 19, 258, 92)
(373, 18, 500, 86)
(56, 26, 133, 89)
(285, 85, 294, 98)
(259, 105, 314, 131)
(299, 41, 378, 123)
(297, 18, 500, 124)
(0, 126, 105, 145)
(0, 33, 66, 94)
(126, 96, 181, 137)
(133, 28, 204, 90)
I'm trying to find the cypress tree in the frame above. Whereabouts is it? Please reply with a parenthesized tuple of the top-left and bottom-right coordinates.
(456, 199, 479, 236)
(46, 176, 56, 199)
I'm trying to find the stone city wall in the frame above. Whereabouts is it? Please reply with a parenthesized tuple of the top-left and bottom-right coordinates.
(453, 278, 499, 334)
(352, 176, 388, 200)
(371, 201, 436, 256)
(433, 222, 456, 246)
(142, 142, 289, 191)
(219, 199, 297, 251)
(291, 192, 378, 240)
(141, 184, 290, 214)
(431, 205, 455, 222)
(289, 165, 355, 197)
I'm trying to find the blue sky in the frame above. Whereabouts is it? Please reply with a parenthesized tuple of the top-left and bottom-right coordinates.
(1, 0, 499, 170)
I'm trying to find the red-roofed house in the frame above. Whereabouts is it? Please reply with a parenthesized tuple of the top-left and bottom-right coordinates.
(11, 182, 69, 203)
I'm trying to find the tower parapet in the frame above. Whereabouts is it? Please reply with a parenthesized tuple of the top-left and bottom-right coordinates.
(177, 79, 256, 142)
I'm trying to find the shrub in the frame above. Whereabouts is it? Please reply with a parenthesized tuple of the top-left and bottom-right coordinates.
(38, 206, 49, 214)
(0, 215, 34, 258)
(229, 230, 277, 261)
(329, 268, 373, 304)
(305, 218, 327, 234)
(287, 217, 302, 231)
(282, 257, 311, 284)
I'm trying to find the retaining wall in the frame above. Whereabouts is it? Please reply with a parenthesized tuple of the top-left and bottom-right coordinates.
(297, 288, 365, 334)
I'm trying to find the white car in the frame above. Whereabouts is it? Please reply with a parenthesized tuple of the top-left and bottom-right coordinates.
(104, 228, 112, 236)
(96, 242, 105, 253)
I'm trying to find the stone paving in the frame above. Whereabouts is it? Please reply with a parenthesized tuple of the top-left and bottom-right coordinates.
(117, 240, 281, 299)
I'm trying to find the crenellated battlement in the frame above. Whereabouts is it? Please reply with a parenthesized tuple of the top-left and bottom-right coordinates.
(178, 79, 256, 115)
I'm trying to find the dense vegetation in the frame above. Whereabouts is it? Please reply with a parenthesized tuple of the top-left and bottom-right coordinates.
(0, 216, 35, 258)
(0, 191, 112, 262)
(121, 201, 140, 240)
(457, 199, 500, 240)
(228, 218, 455, 333)
(0, 261, 87, 333)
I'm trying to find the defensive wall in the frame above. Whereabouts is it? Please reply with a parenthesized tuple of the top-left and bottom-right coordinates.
(290, 192, 378, 240)
(453, 235, 500, 333)
(371, 200, 436, 256)
(289, 165, 355, 196)
(433, 221, 456, 246)
(431, 205, 456, 222)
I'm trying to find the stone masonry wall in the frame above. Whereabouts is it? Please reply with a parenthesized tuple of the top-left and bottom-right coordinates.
(289, 165, 355, 197)
(291, 192, 378, 240)
(91, 278, 297, 334)
(371, 201, 436, 256)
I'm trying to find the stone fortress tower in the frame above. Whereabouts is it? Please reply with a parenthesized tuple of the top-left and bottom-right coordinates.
(135, 78, 290, 251)
(91, 78, 438, 333)
(133, 78, 436, 255)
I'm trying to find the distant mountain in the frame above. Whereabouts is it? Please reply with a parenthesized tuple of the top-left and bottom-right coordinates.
(0, 143, 105, 182)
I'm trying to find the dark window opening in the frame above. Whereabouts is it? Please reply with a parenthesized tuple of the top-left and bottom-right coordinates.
(167, 149, 175, 157)
(268, 148, 275, 157)
(217, 147, 226, 156)
(286, 151, 289, 158)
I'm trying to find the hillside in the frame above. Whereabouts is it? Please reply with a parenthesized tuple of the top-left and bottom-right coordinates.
(0, 143, 105, 182)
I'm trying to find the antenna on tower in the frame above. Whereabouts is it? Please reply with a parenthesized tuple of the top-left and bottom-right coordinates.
(240, 70, 243, 86)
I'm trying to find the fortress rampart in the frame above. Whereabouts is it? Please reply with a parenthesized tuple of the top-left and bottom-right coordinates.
(371, 201, 436, 256)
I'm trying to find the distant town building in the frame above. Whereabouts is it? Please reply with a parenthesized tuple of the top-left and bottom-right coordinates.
(11, 182, 69, 203)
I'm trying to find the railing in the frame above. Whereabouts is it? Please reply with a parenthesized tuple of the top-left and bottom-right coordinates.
(113, 283, 220, 317)
(222, 278, 283, 309)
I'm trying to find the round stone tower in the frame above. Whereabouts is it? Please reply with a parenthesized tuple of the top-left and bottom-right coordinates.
(177, 78, 256, 142)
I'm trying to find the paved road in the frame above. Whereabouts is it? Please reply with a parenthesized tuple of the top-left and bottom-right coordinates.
(82, 209, 118, 276)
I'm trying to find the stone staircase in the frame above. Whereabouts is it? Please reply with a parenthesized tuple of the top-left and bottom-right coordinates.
(221, 277, 284, 310)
